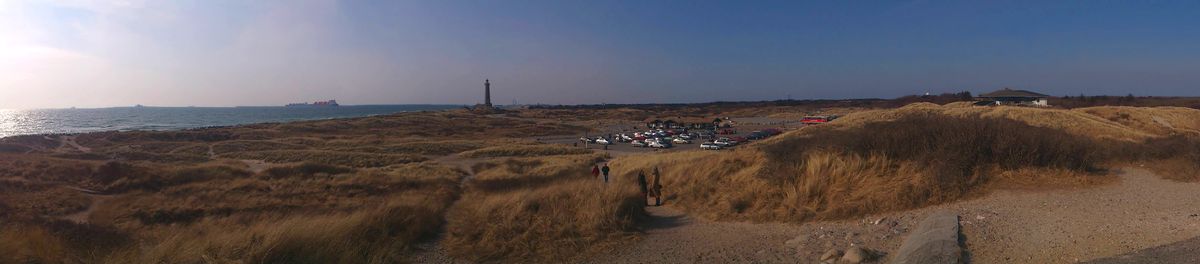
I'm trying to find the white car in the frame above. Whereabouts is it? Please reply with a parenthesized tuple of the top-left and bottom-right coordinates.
(631, 141, 648, 148)
(672, 137, 691, 144)
(700, 142, 722, 150)
(648, 140, 672, 148)
(594, 138, 612, 145)
(714, 138, 733, 147)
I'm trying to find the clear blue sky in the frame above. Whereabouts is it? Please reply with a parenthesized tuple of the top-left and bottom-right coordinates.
(2, 1, 1198, 108)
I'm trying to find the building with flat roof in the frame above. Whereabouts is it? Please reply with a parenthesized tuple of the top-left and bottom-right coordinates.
(976, 88, 1050, 107)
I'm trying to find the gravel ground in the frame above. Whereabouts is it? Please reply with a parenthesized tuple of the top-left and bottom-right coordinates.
(412, 168, 1200, 263)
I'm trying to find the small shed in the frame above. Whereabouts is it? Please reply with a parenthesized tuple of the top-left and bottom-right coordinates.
(976, 88, 1050, 107)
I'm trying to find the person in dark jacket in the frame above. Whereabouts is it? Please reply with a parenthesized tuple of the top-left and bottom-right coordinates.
(652, 167, 663, 206)
(591, 165, 600, 178)
(601, 163, 611, 183)
(636, 170, 649, 205)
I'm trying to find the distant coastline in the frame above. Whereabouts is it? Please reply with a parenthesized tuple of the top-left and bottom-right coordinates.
(0, 104, 463, 139)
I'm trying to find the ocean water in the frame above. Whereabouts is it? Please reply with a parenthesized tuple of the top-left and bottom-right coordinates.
(0, 105, 462, 138)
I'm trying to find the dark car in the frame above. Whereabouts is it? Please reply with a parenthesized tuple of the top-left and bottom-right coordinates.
(747, 131, 767, 140)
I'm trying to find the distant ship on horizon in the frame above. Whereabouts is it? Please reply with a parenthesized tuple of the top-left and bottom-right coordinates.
(286, 100, 339, 107)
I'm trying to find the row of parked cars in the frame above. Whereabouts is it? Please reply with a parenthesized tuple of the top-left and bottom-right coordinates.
(580, 128, 784, 150)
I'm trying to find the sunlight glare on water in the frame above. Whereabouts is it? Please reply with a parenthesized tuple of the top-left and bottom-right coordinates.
(0, 105, 460, 139)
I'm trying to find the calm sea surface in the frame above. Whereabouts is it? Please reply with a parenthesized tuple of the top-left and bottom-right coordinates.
(0, 105, 462, 138)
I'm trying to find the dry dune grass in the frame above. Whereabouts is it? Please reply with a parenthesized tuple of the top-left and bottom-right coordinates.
(1075, 106, 1200, 136)
(829, 102, 1159, 141)
(445, 179, 644, 262)
(334, 140, 486, 156)
(104, 199, 450, 264)
(443, 153, 643, 262)
(220, 150, 426, 167)
(469, 153, 607, 192)
(612, 113, 1110, 222)
(459, 144, 592, 158)
(1, 159, 465, 263)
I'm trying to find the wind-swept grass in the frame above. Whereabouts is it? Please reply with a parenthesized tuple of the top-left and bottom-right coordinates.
(612, 114, 1110, 222)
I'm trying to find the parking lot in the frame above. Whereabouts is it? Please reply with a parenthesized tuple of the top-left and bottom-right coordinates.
(534, 117, 808, 156)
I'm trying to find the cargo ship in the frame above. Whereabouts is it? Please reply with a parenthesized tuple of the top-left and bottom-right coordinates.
(285, 100, 339, 107)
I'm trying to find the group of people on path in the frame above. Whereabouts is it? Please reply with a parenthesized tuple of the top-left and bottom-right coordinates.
(591, 163, 610, 182)
(637, 167, 664, 206)
(590, 163, 664, 206)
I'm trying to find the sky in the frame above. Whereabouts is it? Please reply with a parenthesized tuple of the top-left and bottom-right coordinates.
(1, 0, 1199, 109)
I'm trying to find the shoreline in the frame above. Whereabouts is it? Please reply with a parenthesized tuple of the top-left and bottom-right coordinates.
(0, 105, 464, 140)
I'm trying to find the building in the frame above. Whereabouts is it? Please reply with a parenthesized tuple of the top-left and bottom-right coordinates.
(472, 79, 503, 113)
(484, 79, 492, 107)
(976, 88, 1050, 107)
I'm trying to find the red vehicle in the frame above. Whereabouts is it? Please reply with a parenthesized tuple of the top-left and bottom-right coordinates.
(801, 116, 835, 124)
(731, 136, 747, 143)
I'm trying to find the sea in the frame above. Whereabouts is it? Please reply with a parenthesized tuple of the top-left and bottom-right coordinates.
(0, 105, 463, 139)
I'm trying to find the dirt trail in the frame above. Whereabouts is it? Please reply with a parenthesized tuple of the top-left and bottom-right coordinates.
(590, 168, 1200, 264)
(584, 205, 804, 263)
(952, 168, 1200, 263)
(412, 165, 1200, 263)
(58, 135, 91, 153)
(60, 186, 112, 224)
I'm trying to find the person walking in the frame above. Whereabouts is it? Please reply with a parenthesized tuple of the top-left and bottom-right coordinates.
(601, 163, 611, 183)
(652, 167, 663, 206)
(637, 170, 649, 205)
(591, 165, 600, 178)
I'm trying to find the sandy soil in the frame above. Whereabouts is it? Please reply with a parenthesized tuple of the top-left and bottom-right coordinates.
(411, 168, 1200, 263)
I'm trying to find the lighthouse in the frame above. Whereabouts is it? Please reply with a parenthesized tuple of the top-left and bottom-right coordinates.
(484, 79, 492, 107)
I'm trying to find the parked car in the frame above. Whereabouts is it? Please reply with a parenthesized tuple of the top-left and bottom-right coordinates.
(801, 115, 838, 124)
(700, 142, 722, 150)
(747, 131, 767, 140)
(648, 140, 672, 148)
(731, 136, 747, 144)
(714, 138, 733, 147)
(631, 141, 648, 148)
(594, 138, 612, 145)
(672, 137, 691, 144)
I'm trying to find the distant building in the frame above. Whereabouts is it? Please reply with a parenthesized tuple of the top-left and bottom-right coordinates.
(976, 88, 1050, 107)
(484, 79, 492, 107)
(472, 79, 503, 113)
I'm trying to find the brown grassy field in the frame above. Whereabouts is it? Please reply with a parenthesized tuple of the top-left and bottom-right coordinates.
(0, 110, 635, 263)
(2, 103, 1199, 262)
(444, 153, 643, 262)
(610, 104, 1200, 223)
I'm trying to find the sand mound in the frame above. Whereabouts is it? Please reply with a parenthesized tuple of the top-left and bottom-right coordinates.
(1074, 106, 1200, 137)
(829, 103, 1200, 141)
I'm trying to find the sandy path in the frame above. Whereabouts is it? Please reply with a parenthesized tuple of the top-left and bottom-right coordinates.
(413, 168, 1200, 263)
(951, 168, 1200, 263)
(58, 135, 91, 153)
(585, 168, 1200, 264)
(584, 205, 804, 263)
